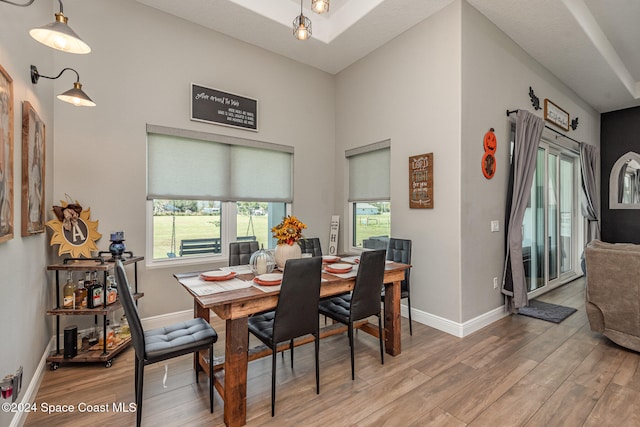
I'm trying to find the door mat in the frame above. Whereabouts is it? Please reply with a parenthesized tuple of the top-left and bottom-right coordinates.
(518, 299, 577, 324)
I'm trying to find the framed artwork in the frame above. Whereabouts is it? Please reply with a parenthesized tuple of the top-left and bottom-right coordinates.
(21, 101, 46, 236)
(544, 98, 570, 131)
(409, 153, 433, 209)
(0, 64, 14, 243)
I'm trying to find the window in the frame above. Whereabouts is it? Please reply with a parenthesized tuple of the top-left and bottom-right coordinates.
(147, 125, 293, 263)
(346, 141, 391, 250)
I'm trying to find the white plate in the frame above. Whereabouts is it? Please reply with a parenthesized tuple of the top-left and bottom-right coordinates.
(201, 270, 232, 278)
(257, 273, 284, 282)
(327, 263, 352, 272)
(322, 255, 340, 262)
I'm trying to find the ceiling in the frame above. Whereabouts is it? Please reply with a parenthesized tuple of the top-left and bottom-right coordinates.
(136, 0, 640, 113)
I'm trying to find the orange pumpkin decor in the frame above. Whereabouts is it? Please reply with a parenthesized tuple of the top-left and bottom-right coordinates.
(482, 128, 497, 179)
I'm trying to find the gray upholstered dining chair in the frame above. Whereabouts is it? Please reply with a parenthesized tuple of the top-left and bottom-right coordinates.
(318, 249, 386, 380)
(247, 256, 323, 416)
(229, 240, 259, 266)
(114, 260, 218, 427)
(382, 238, 413, 335)
(299, 237, 323, 257)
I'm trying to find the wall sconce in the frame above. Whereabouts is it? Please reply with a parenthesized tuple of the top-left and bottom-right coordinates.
(30, 65, 96, 107)
(0, 0, 90, 54)
(311, 0, 329, 14)
(293, 0, 312, 41)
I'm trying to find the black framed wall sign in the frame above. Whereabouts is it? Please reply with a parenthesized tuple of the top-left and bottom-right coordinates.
(191, 83, 258, 131)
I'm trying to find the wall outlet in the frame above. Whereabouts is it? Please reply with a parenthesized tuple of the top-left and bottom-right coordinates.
(493, 277, 499, 289)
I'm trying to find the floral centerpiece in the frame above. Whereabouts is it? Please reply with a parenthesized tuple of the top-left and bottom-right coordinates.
(271, 215, 306, 268)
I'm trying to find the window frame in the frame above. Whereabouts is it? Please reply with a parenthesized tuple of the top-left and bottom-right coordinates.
(145, 125, 293, 268)
(345, 140, 391, 253)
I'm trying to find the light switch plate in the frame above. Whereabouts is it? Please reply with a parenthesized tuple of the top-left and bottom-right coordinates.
(491, 220, 500, 232)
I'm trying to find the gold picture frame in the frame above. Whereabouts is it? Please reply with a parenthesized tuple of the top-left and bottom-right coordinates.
(0, 64, 14, 243)
(22, 101, 46, 236)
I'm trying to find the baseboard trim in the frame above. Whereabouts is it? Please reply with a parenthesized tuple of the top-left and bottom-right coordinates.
(403, 304, 508, 338)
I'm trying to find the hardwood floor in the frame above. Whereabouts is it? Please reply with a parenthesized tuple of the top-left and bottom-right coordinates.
(24, 277, 640, 426)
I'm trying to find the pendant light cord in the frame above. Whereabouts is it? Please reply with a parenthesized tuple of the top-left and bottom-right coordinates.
(0, 0, 62, 12)
(0, 0, 36, 7)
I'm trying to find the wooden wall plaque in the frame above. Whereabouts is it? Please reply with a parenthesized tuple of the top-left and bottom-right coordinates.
(409, 153, 433, 209)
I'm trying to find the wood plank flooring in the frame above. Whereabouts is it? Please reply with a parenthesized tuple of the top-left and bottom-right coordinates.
(24, 277, 640, 426)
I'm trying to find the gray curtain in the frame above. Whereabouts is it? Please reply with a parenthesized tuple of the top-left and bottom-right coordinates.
(580, 143, 600, 243)
(502, 110, 545, 311)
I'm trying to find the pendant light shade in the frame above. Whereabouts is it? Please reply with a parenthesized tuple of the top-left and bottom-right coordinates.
(311, 0, 329, 14)
(0, 0, 90, 54)
(29, 11, 91, 54)
(30, 65, 96, 107)
(293, 0, 311, 41)
(56, 82, 95, 107)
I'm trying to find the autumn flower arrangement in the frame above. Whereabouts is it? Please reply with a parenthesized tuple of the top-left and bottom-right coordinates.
(271, 215, 306, 245)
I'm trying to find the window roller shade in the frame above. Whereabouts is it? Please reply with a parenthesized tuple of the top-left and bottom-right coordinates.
(148, 131, 293, 202)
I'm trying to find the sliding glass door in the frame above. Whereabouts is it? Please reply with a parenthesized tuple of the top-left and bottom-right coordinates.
(522, 141, 580, 295)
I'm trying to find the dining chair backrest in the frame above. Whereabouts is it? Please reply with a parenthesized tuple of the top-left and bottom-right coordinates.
(115, 260, 145, 360)
(272, 256, 322, 344)
(229, 241, 259, 266)
(299, 238, 323, 257)
(386, 238, 411, 291)
(350, 249, 386, 321)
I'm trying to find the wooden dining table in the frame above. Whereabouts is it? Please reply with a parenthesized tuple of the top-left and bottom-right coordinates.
(174, 259, 410, 427)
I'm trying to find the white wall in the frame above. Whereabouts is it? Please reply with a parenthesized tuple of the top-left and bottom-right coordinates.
(0, 2, 55, 425)
(459, 1, 600, 322)
(52, 0, 336, 318)
(335, 2, 463, 322)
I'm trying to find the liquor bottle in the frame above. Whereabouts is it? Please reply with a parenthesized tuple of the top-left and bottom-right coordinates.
(120, 314, 130, 339)
(106, 275, 118, 305)
(63, 271, 76, 309)
(75, 277, 88, 309)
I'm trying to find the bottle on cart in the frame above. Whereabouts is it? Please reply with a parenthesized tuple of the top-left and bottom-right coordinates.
(63, 271, 76, 309)
(120, 314, 130, 339)
(75, 276, 88, 309)
(106, 275, 118, 305)
(87, 271, 103, 308)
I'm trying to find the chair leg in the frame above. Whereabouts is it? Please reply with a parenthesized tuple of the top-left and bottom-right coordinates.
(378, 314, 384, 365)
(407, 294, 413, 336)
(290, 339, 294, 367)
(209, 343, 214, 413)
(315, 333, 320, 394)
(136, 359, 144, 427)
(271, 345, 277, 417)
(348, 322, 355, 380)
(195, 350, 200, 384)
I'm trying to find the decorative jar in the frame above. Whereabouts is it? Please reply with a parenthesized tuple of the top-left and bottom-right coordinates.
(250, 245, 276, 275)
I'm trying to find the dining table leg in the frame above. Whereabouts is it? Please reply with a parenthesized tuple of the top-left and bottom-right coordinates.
(383, 280, 401, 356)
(223, 316, 249, 427)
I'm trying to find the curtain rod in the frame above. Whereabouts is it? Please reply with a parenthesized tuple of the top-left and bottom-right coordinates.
(506, 109, 583, 145)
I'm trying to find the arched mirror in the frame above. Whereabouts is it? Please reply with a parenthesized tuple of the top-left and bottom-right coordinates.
(610, 151, 640, 209)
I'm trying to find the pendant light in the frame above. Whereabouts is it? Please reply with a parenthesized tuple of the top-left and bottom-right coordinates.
(0, 0, 91, 54)
(293, 0, 311, 41)
(30, 65, 96, 107)
(311, 0, 329, 14)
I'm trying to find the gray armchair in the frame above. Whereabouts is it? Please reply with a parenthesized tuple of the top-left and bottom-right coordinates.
(585, 239, 640, 352)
